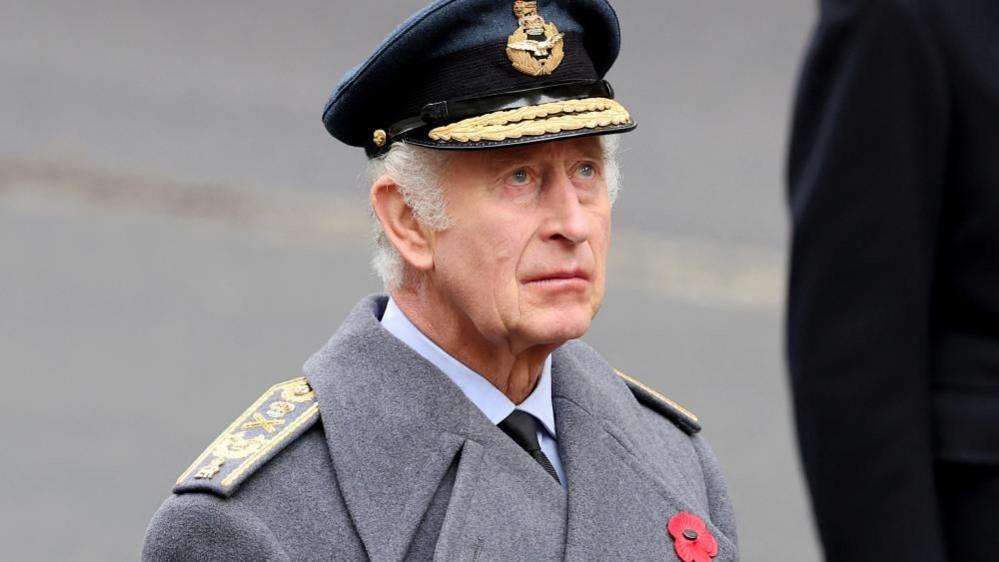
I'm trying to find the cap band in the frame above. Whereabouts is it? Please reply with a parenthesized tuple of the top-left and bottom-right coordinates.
(376, 80, 614, 155)
(427, 97, 630, 143)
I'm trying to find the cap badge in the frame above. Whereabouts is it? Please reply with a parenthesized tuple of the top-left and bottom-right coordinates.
(506, 1, 565, 77)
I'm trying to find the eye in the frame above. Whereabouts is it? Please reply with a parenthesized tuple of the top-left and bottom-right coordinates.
(575, 163, 597, 179)
(509, 168, 531, 186)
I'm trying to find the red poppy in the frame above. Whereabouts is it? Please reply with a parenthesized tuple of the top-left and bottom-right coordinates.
(667, 511, 718, 562)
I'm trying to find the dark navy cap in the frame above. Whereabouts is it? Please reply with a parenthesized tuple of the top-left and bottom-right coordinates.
(322, 0, 636, 157)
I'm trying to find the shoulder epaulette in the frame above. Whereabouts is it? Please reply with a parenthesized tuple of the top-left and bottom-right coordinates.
(615, 369, 701, 435)
(174, 376, 320, 497)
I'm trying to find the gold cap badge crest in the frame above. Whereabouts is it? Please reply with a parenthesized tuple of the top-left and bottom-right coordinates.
(506, 1, 565, 77)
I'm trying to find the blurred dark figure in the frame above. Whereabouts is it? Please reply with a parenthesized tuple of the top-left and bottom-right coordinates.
(786, 0, 999, 560)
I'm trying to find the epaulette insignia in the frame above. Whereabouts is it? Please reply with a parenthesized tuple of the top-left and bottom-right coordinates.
(174, 377, 320, 497)
(615, 369, 701, 435)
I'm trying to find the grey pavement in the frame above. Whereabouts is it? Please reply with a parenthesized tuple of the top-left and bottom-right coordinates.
(0, 1, 818, 560)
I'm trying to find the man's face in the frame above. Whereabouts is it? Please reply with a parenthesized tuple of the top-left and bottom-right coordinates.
(426, 136, 612, 353)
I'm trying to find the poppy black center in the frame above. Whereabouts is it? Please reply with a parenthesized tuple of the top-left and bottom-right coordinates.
(683, 529, 699, 541)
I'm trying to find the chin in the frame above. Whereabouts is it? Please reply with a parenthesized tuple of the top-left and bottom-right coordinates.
(522, 305, 594, 345)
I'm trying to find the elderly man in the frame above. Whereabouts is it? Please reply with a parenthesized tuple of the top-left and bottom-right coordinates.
(141, 1, 737, 560)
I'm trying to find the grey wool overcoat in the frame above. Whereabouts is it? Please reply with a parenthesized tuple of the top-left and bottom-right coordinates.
(142, 295, 738, 560)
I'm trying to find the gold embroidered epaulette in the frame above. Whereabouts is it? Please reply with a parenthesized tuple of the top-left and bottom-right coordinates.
(174, 377, 320, 497)
(615, 369, 701, 435)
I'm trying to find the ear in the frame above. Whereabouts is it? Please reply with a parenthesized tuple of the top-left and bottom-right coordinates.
(370, 175, 435, 272)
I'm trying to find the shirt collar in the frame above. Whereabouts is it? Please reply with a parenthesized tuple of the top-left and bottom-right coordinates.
(381, 297, 557, 437)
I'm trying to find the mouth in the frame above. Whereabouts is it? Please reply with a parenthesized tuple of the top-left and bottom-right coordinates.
(523, 269, 591, 289)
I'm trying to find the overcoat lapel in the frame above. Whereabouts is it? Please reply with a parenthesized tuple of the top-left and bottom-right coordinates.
(552, 344, 738, 560)
(433, 417, 567, 561)
(432, 440, 485, 561)
(304, 297, 474, 561)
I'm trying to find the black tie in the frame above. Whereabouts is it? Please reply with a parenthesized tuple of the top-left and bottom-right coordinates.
(498, 409, 561, 484)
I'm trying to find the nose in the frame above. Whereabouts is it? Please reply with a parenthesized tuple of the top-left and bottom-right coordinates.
(540, 170, 591, 245)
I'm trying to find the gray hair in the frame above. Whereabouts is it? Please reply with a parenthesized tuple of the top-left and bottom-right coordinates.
(368, 135, 621, 290)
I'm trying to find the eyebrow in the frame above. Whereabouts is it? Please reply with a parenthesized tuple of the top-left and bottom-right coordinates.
(574, 141, 604, 161)
(485, 140, 604, 169)
(486, 147, 537, 168)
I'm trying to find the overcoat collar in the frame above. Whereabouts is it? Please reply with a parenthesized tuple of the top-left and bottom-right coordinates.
(304, 295, 736, 560)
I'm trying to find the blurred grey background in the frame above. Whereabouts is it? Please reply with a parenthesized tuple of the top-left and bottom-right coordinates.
(0, 0, 817, 559)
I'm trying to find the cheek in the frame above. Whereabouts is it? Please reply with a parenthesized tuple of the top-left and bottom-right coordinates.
(437, 215, 527, 294)
(488, 228, 536, 300)
(590, 211, 612, 284)
(471, 207, 536, 267)
(475, 217, 539, 323)
(591, 210, 612, 254)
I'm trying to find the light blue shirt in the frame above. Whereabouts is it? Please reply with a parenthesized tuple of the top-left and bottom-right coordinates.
(381, 298, 566, 488)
